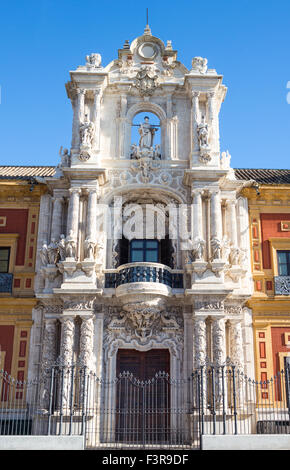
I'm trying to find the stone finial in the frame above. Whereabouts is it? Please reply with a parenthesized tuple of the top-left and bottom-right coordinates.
(144, 24, 152, 35)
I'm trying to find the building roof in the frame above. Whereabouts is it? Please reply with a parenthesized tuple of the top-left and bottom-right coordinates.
(0, 166, 55, 180)
(234, 168, 290, 185)
(0, 165, 289, 185)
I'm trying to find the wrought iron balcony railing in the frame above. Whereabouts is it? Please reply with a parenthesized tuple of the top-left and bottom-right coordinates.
(274, 276, 290, 295)
(105, 263, 183, 289)
(0, 273, 13, 293)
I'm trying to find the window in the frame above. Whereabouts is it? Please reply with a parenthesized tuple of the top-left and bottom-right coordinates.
(130, 240, 159, 263)
(0, 248, 10, 273)
(277, 250, 290, 276)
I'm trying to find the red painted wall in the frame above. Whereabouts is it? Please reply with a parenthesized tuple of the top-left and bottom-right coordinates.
(271, 327, 290, 376)
(0, 325, 14, 374)
(0, 209, 28, 265)
(260, 214, 290, 269)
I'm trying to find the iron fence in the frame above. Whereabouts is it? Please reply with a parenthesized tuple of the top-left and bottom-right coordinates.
(0, 362, 290, 449)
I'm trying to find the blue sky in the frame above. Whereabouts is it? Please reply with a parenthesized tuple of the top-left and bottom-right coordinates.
(0, 0, 289, 169)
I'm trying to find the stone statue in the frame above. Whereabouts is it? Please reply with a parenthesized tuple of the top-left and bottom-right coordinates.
(39, 242, 49, 266)
(84, 239, 96, 260)
(79, 114, 95, 147)
(86, 53, 102, 68)
(210, 236, 222, 260)
(191, 57, 208, 74)
(47, 239, 59, 265)
(197, 116, 209, 149)
(221, 236, 231, 262)
(230, 247, 241, 266)
(57, 234, 66, 261)
(138, 116, 158, 149)
(65, 230, 77, 259)
(189, 236, 206, 261)
(59, 147, 70, 167)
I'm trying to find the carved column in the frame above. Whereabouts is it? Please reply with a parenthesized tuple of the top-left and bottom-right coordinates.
(60, 316, 75, 366)
(212, 317, 227, 407)
(212, 317, 226, 367)
(42, 318, 58, 368)
(194, 316, 207, 408)
(40, 318, 58, 408)
(210, 189, 222, 259)
(192, 188, 203, 245)
(118, 94, 127, 159)
(229, 319, 244, 370)
(76, 88, 86, 148)
(79, 316, 94, 370)
(228, 199, 238, 248)
(66, 188, 81, 241)
(50, 195, 64, 242)
(193, 316, 207, 368)
(191, 91, 200, 152)
(207, 91, 215, 150)
(85, 187, 98, 242)
(93, 89, 101, 151)
(59, 316, 75, 408)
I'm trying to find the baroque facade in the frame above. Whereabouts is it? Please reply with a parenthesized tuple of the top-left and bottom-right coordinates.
(28, 26, 257, 387)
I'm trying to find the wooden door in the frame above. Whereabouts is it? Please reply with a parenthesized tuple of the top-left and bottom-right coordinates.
(116, 349, 170, 444)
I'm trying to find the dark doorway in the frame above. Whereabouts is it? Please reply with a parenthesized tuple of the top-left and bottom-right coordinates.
(116, 349, 170, 444)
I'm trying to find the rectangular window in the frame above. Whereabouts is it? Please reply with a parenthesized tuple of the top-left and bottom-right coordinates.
(277, 250, 290, 276)
(0, 248, 10, 273)
(130, 240, 159, 263)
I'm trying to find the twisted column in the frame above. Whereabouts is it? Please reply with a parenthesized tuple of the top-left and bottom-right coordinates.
(193, 316, 207, 368)
(40, 318, 58, 408)
(79, 316, 94, 370)
(229, 319, 244, 371)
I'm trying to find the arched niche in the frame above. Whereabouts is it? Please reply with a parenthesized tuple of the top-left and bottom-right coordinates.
(123, 102, 168, 159)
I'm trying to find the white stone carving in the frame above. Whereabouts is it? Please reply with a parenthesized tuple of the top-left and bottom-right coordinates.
(86, 53, 102, 69)
(197, 115, 211, 163)
(133, 66, 159, 96)
(190, 57, 208, 74)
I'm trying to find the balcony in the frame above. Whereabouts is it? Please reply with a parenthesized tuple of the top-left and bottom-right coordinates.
(274, 276, 290, 295)
(0, 274, 13, 293)
(105, 263, 183, 298)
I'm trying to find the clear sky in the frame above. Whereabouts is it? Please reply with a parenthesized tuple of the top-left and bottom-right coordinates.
(0, 0, 289, 169)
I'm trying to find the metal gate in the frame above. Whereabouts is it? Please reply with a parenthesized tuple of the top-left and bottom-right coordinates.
(85, 371, 201, 449)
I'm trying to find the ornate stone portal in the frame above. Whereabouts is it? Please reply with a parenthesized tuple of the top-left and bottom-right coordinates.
(30, 25, 254, 396)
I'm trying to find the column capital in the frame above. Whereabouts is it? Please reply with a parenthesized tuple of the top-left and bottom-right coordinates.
(192, 187, 204, 198)
(191, 90, 200, 99)
(69, 187, 82, 196)
(207, 90, 215, 98)
(77, 87, 86, 95)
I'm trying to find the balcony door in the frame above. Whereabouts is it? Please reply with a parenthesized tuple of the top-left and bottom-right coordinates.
(116, 349, 170, 444)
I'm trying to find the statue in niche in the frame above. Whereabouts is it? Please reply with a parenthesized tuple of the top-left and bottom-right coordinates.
(79, 114, 95, 147)
(47, 239, 59, 265)
(210, 236, 222, 260)
(197, 115, 211, 164)
(65, 230, 77, 259)
(131, 116, 161, 161)
(197, 115, 209, 149)
(139, 116, 158, 149)
(84, 239, 96, 260)
(57, 234, 66, 261)
(39, 242, 49, 266)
